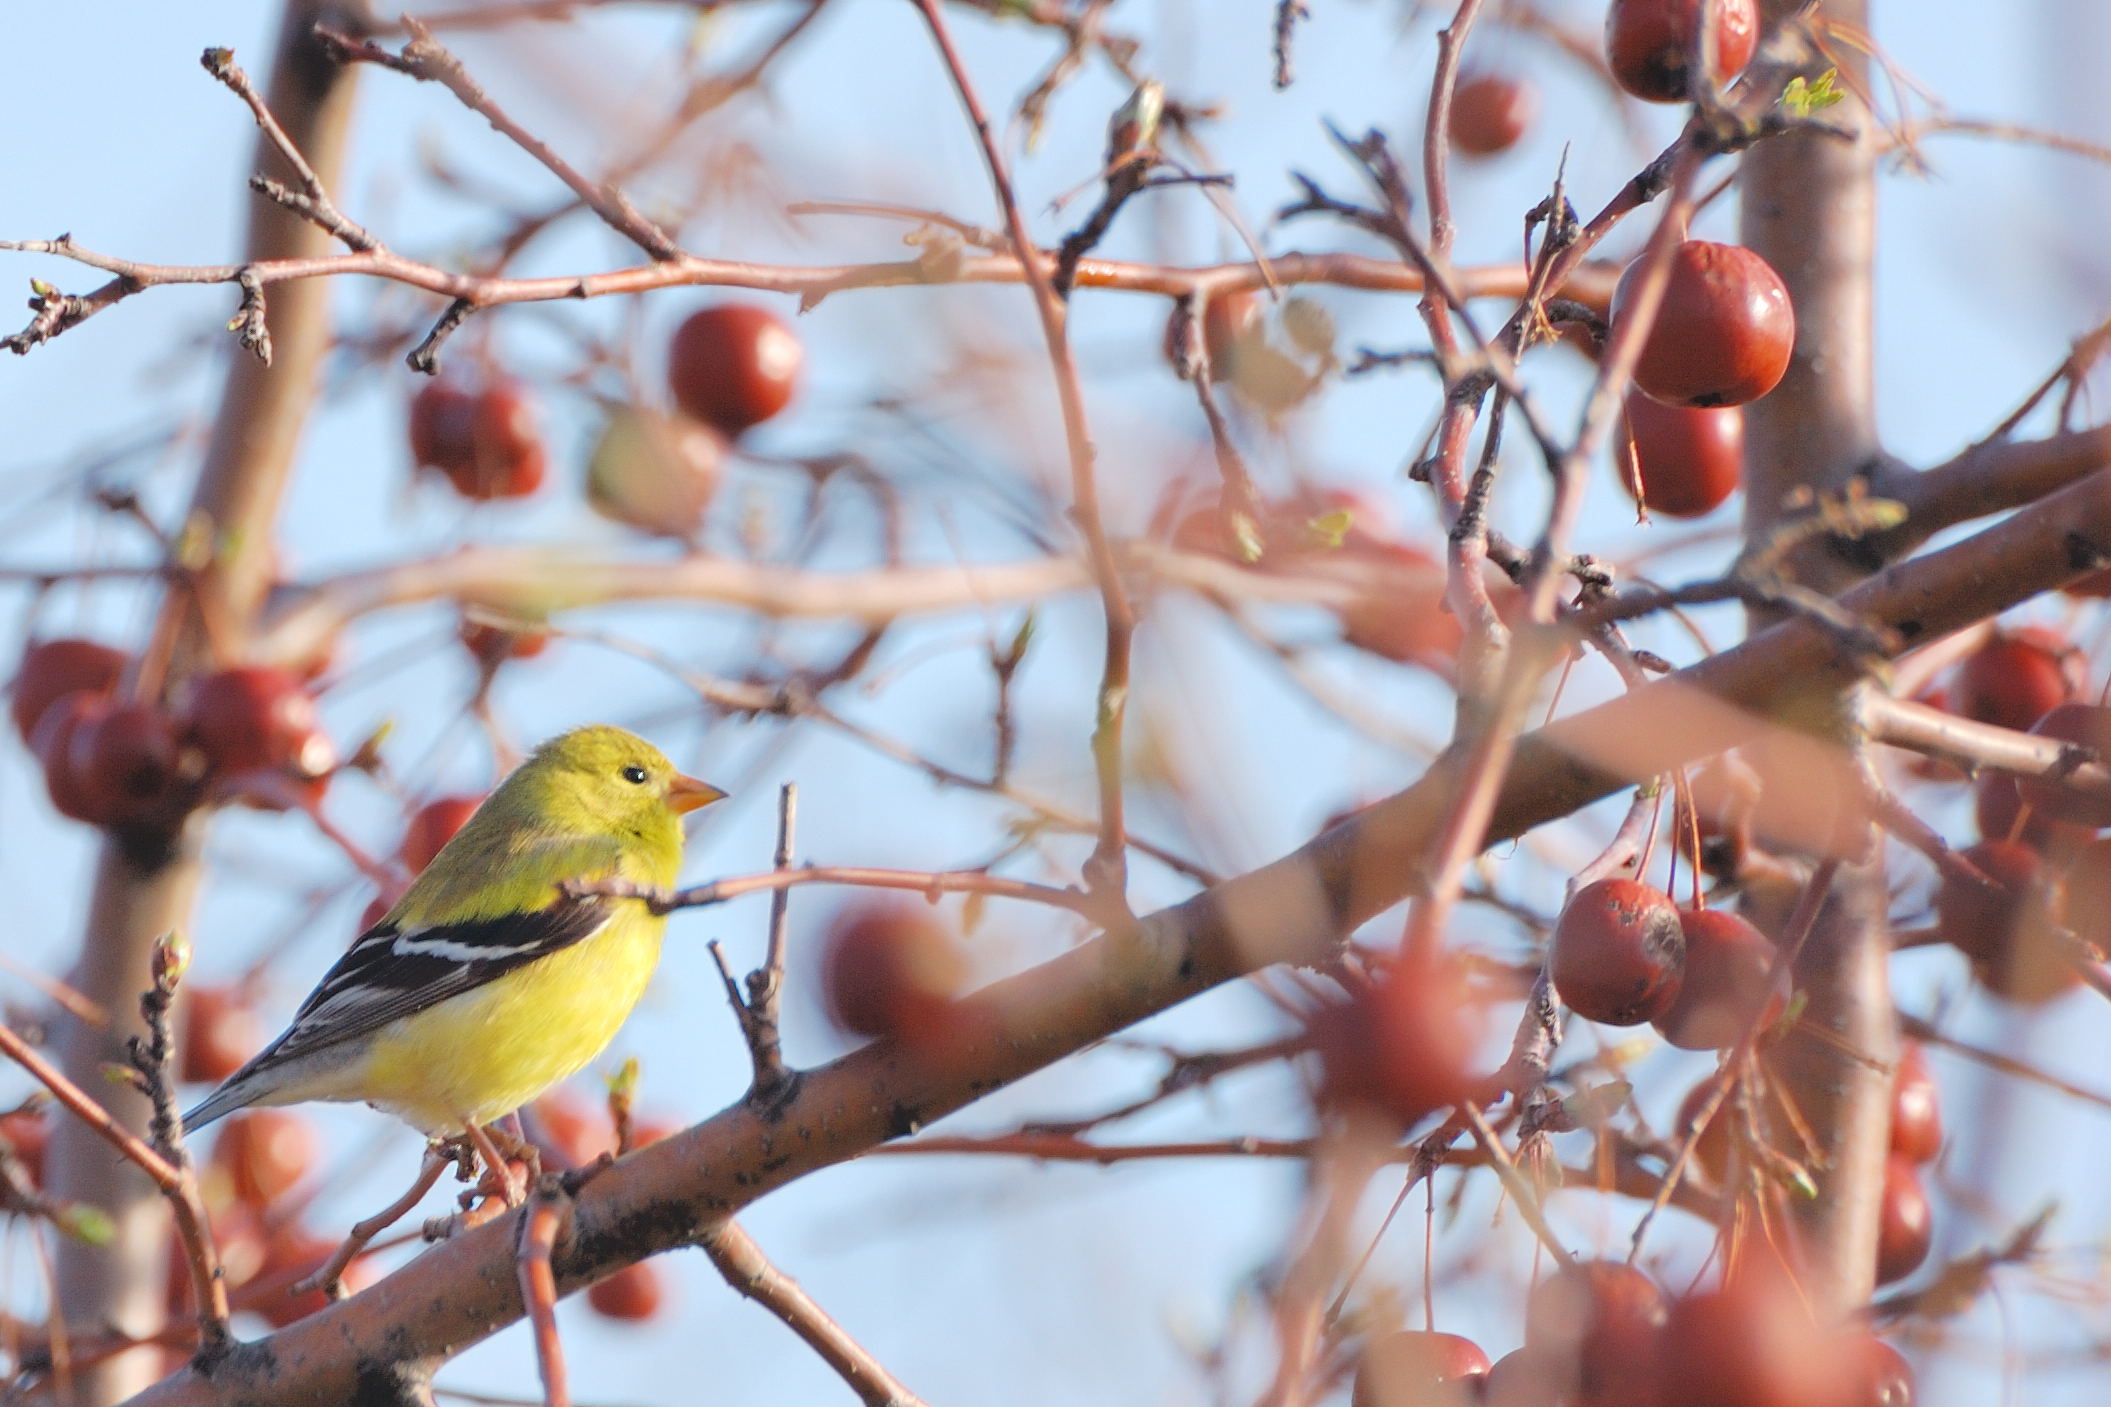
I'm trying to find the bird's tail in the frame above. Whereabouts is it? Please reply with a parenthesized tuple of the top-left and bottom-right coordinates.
(180, 1075, 262, 1132)
(181, 1033, 349, 1132)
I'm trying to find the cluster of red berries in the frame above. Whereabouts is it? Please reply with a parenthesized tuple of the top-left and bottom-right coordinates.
(1545, 874, 1948, 1293)
(407, 303, 802, 540)
(1873, 1043, 1941, 1287)
(1352, 1259, 1910, 1407)
(1914, 627, 2111, 1004)
(1444, 0, 1765, 166)
(1594, 0, 1777, 520)
(1447, 0, 1762, 155)
(1549, 879, 1783, 1048)
(1442, 6, 1779, 518)
(1602, 239, 1792, 521)
(407, 375, 548, 500)
(10, 641, 336, 831)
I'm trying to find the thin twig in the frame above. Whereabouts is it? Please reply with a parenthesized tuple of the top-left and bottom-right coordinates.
(1052, 148, 1156, 295)
(296, 1151, 452, 1299)
(1323, 1122, 1486, 1326)
(909, 0, 1137, 907)
(0, 230, 1584, 355)
(1628, 858, 1843, 1262)
(1022, 1035, 1307, 1137)
(1272, 0, 1311, 89)
(0, 1022, 179, 1190)
(516, 1181, 573, 1407)
(1421, 0, 1488, 273)
(0, 953, 109, 1028)
(699, 1220, 931, 1407)
(1457, 1102, 1576, 1270)
(693, 791, 803, 1107)
(127, 934, 231, 1355)
(407, 297, 478, 375)
(1898, 1013, 2111, 1117)
(563, 865, 1091, 918)
(746, 784, 799, 1098)
(200, 47, 380, 252)
(788, 198, 1005, 250)
(320, 20, 680, 261)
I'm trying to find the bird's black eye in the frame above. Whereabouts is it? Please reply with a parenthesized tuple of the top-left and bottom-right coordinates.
(621, 765, 650, 785)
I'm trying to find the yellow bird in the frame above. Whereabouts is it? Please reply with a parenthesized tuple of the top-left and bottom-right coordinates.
(183, 725, 722, 1150)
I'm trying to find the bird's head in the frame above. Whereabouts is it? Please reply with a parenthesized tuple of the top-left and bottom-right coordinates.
(518, 725, 726, 843)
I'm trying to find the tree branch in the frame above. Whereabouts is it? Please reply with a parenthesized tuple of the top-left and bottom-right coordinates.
(1869, 422, 2111, 563)
(698, 1221, 929, 1407)
(250, 540, 1494, 674)
(319, 18, 680, 262)
(0, 232, 1610, 354)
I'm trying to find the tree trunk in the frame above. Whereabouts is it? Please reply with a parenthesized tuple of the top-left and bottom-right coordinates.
(1738, 0, 1892, 1317)
(43, 6, 358, 1400)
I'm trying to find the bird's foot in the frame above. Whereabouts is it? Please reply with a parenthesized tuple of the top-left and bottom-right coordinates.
(464, 1120, 528, 1207)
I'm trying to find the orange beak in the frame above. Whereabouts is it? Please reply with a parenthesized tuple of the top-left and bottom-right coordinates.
(667, 774, 728, 815)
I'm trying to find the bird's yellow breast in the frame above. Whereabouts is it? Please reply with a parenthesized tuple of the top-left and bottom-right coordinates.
(356, 904, 666, 1134)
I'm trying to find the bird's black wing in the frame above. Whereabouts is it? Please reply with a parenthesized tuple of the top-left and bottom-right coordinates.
(259, 896, 616, 1065)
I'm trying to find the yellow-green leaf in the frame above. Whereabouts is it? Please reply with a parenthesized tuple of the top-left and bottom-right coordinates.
(605, 1055, 641, 1102)
(1782, 68, 1847, 118)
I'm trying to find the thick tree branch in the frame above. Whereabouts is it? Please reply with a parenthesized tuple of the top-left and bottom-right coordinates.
(1869, 422, 2111, 563)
